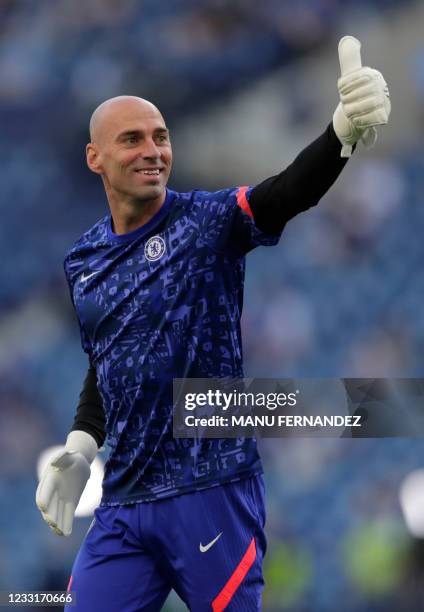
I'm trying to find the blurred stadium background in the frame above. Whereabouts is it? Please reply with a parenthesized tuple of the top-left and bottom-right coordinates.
(1, 1, 424, 610)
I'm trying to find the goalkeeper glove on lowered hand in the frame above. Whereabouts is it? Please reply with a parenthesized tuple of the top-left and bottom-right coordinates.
(36, 430, 98, 536)
(333, 36, 391, 157)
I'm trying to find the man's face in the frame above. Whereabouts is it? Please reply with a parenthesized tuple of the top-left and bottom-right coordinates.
(87, 102, 172, 203)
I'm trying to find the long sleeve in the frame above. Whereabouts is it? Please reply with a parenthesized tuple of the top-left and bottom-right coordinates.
(70, 361, 106, 448)
(249, 122, 351, 234)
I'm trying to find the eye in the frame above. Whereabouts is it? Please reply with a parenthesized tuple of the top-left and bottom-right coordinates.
(156, 134, 169, 143)
(126, 135, 137, 144)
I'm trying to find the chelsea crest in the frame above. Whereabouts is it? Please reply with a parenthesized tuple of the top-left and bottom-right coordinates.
(145, 235, 166, 262)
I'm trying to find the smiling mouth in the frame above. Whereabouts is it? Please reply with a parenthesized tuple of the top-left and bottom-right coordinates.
(134, 168, 163, 176)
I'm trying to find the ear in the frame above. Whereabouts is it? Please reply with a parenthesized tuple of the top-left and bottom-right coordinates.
(86, 142, 103, 175)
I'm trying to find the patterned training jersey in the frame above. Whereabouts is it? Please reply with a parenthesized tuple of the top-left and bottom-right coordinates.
(64, 187, 281, 505)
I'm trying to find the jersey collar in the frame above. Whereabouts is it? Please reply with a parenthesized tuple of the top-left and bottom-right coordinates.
(107, 189, 176, 243)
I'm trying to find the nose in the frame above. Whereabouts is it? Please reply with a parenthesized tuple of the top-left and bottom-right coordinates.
(140, 138, 161, 160)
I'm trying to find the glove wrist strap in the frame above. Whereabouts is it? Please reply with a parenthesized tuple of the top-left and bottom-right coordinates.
(65, 430, 98, 464)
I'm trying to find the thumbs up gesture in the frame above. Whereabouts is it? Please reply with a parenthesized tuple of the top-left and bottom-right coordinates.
(333, 36, 391, 157)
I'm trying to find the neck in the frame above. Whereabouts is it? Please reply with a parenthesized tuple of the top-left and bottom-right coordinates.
(107, 190, 167, 235)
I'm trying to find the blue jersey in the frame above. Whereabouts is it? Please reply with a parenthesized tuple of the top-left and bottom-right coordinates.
(64, 187, 281, 505)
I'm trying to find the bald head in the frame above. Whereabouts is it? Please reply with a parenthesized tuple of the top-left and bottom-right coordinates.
(89, 96, 164, 146)
(85, 95, 172, 210)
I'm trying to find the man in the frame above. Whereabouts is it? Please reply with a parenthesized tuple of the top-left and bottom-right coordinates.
(36, 37, 390, 611)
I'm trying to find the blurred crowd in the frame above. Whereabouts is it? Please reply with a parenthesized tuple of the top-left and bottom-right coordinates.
(1, 1, 424, 611)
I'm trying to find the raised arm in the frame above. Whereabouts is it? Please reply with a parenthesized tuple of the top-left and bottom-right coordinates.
(249, 36, 390, 235)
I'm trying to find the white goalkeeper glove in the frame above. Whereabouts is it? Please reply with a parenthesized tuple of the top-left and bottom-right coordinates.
(333, 36, 391, 158)
(36, 430, 98, 536)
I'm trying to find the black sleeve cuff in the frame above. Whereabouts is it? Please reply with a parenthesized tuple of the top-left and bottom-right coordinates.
(71, 361, 106, 448)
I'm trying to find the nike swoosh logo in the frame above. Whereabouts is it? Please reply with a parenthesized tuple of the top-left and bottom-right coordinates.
(199, 532, 222, 553)
(80, 271, 98, 283)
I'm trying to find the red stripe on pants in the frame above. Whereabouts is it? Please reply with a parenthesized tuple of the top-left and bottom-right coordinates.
(67, 575, 73, 593)
(212, 537, 257, 611)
